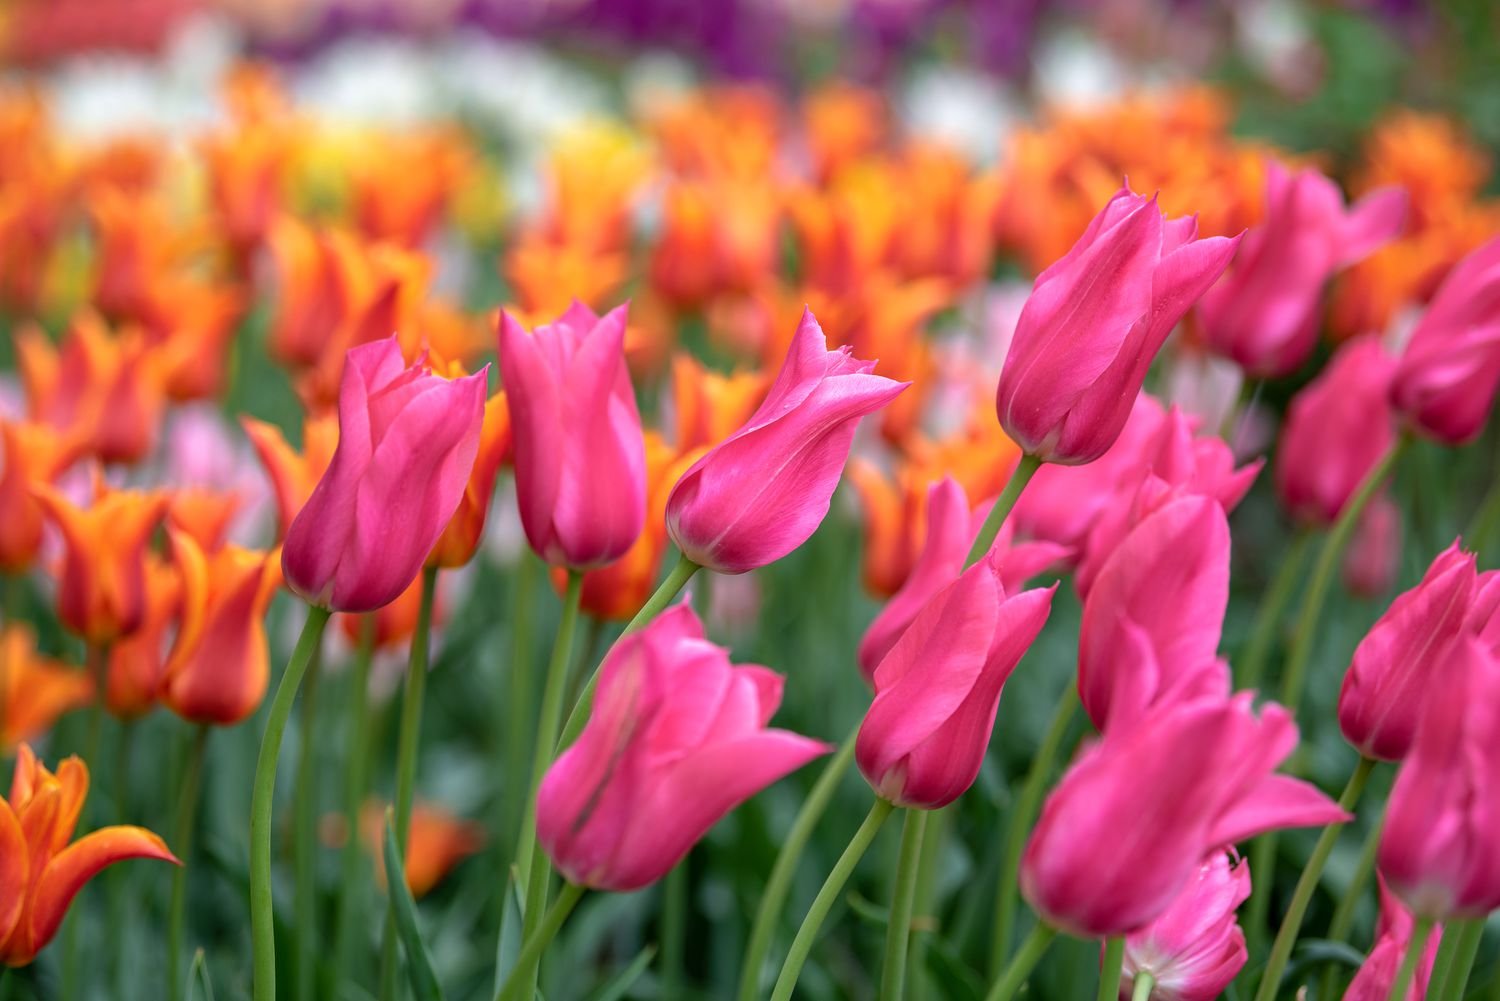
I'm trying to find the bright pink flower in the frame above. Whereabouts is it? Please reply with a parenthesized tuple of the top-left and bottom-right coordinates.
(282, 338, 486, 612)
(1379, 636, 1500, 920)
(995, 186, 1241, 465)
(1198, 161, 1406, 378)
(1115, 851, 1250, 1001)
(1343, 878, 1443, 1001)
(1390, 235, 1500, 445)
(498, 302, 646, 568)
(1021, 694, 1348, 938)
(1469, 571, 1500, 653)
(667, 309, 906, 574)
(1344, 495, 1402, 599)
(1339, 541, 1478, 761)
(1274, 336, 1398, 527)
(536, 603, 827, 891)
(856, 554, 1053, 809)
(1078, 495, 1232, 733)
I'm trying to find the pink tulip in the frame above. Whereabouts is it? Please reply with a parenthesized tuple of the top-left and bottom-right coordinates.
(1198, 161, 1406, 378)
(1078, 495, 1232, 733)
(1343, 878, 1443, 1001)
(282, 338, 486, 612)
(995, 186, 1241, 465)
(1391, 234, 1500, 445)
(857, 477, 1067, 680)
(1338, 541, 1478, 761)
(1469, 571, 1500, 653)
(1115, 851, 1250, 1001)
(1274, 336, 1398, 527)
(536, 603, 827, 891)
(667, 309, 906, 574)
(1344, 495, 1402, 599)
(498, 302, 646, 569)
(1379, 635, 1500, 920)
(1021, 694, 1348, 937)
(856, 553, 1054, 809)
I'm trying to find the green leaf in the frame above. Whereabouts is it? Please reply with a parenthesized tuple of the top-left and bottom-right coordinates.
(185, 949, 216, 1001)
(584, 945, 656, 1001)
(382, 809, 448, 1001)
(492, 865, 526, 1000)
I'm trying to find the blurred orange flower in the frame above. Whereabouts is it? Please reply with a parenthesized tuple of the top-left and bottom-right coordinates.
(0, 420, 82, 573)
(0, 627, 92, 749)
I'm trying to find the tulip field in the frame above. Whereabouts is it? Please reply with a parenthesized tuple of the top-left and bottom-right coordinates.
(2, 3, 1500, 1001)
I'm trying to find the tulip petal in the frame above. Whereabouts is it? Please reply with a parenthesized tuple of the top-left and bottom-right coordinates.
(1339, 186, 1408, 266)
(1208, 775, 1350, 846)
(25, 826, 177, 961)
(0, 799, 27, 952)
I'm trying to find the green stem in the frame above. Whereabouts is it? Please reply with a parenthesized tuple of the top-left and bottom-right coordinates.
(736, 724, 859, 1001)
(1098, 937, 1125, 1001)
(990, 685, 1079, 976)
(1318, 799, 1389, 1000)
(331, 618, 377, 998)
(167, 725, 210, 1001)
(1131, 970, 1154, 1001)
(493, 882, 586, 1001)
(1252, 755, 1377, 1001)
(984, 923, 1059, 1001)
(661, 862, 688, 999)
(1388, 918, 1434, 1001)
(770, 798, 897, 1001)
(1237, 530, 1313, 693)
(62, 643, 111, 1001)
(881, 809, 929, 1001)
(251, 605, 332, 1001)
(294, 645, 324, 1001)
(502, 555, 538, 861)
(108, 719, 135, 993)
(966, 454, 1042, 568)
(908, 805, 949, 1001)
(1431, 918, 1484, 1001)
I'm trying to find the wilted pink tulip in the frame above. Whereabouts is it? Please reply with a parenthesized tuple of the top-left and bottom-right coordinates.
(1339, 541, 1477, 761)
(498, 302, 646, 568)
(282, 338, 486, 612)
(1274, 336, 1398, 527)
(667, 309, 906, 574)
(1021, 694, 1347, 937)
(1078, 495, 1232, 733)
(1343, 878, 1443, 1001)
(1115, 851, 1250, 1001)
(1391, 234, 1500, 445)
(1379, 636, 1500, 920)
(1344, 495, 1402, 599)
(995, 187, 1241, 465)
(856, 554, 1053, 809)
(1198, 161, 1406, 378)
(536, 603, 827, 891)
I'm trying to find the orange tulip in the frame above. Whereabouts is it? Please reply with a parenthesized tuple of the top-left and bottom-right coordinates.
(0, 745, 177, 967)
(166, 488, 242, 553)
(200, 66, 295, 264)
(648, 178, 781, 308)
(359, 799, 484, 898)
(161, 530, 280, 726)
(669, 354, 769, 453)
(105, 556, 179, 719)
(0, 182, 63, 317)
(351, 128, 471, 249)
(0, 420, 81, 572)
(87, 189, 188, 326)
(0, 628, 92, 749)
(264, 216, 346, 370)
(241, 414, 338, 539)
(503, 239, 625, 320)
(32, 477, 167, 645)
(847, 460, 930, 599)
(145, 278, 245, 402)
(427, 392, 511, 569)
(336, 574, 442, 651)
(802, 83, 887, 183)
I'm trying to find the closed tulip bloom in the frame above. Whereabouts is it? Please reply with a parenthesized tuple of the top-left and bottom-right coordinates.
(668, 308, 907, 573)
(1390, 234, 1500, 445)
(1379, 636, 1500, 920)
(1198, 162, 1406, 378)
(536, 603, 828, 891)
(857, 554, 1054, 809)
(1339, 541, 1477, 761)
(1116, 851, 1250, 1001)
(499, 302, 646, 569)
(1078, 495, 1232, 733)
(1022, 695, 1348, 937)
(1344, 878, 1443, 1001)
(1274, 336, 1398, 527)
(1344, 495, 1402, 599)
(426, 391, 511, 568)
(0, 745, 178, 966)
(995, 187, 1241, 465)
(0, 420, 81, 573)
(282, 338, 486, 613)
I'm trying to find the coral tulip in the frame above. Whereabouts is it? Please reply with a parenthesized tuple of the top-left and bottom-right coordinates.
(167, 488, 242, 553)
(0, 420, 81, 572)
(427, 391, 511, 569)
(995, 186, 1241, 465)
(282, 338, 486, 613)
(104, 556, 179, 718)
(667, 308, 907, 573)
(241, 414, 338, 540)
(1344, 878, 1443, 1001)
(537, 603, 827, 891)
(360, 799, 485, 898)
(337, 574, 442, 653)
(1115, 851, 1250, 1001)
(0, 628, 92, 749)
(669, 353, 770, 453)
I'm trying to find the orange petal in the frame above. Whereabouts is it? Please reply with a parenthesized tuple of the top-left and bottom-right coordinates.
(0, 799, 28, 953)
(26, 826, 178, 960)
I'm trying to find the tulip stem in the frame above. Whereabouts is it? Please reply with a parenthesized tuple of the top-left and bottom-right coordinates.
(770, 797, 897, 1001)
(880, 809, 929, 1001)
(251, 604, 332, 1001)
(1430, 917, 1484, 1001)
(1236, 529, 1313, 693)
(167, 725, 211, 1001)
(1251, 755, 1376, 1001)
(984, 922, 1059, 1001)
(294, 644, 324, 1001)
(1318, 797, 1389, 1000)
(1131, 970, 1154, 1001)
(493, 882, 586, 1001)
(736, 723, 859, 1001)
(989, 685, 1079, 977)
(379, 565, 440, 1001)
(1098, 937, 1125, 1001)
(661, 862, 688, 998)
(332, 618, 377, 998)
(501, 553, 538, 863)
(1388, 918, 1434, 1001)
(966, 454, 1042, 569)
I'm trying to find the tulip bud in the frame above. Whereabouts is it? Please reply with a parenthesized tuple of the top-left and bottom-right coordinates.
(667, 308, 907, 574)
(1116, 851, 1250, 1001)
(995, 186, 1241, 465)
(1343, 878, 1443, 1001)
(499, 302, 646, 569)
(1343, 495, 1402, 599)
(282, 338, 486, 613)
(536, 603, 827, 891)
(856, 554, 1053, 809)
